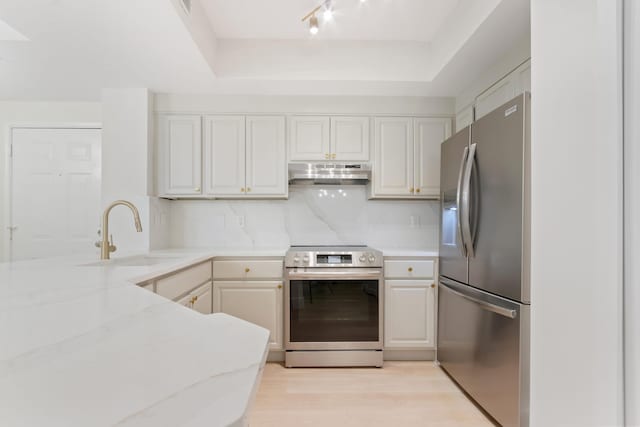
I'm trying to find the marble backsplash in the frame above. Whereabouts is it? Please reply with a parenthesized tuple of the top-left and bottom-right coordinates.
(167, 186, 440, 251)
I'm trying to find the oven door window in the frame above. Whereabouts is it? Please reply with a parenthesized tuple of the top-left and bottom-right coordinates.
(289, 279, 379, 342)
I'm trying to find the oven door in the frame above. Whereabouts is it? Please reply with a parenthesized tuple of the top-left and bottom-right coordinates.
(285, 268, 383, 350)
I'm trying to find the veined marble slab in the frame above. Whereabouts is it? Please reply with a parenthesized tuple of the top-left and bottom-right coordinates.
(0, 250, 274, 427)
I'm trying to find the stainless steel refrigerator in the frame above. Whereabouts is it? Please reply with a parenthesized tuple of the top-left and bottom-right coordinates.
(437, 93, 530, 427)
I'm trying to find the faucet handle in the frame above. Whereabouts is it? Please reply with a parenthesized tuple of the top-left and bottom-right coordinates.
(94, 241, 102, 248)
(109, 234, 117, 253)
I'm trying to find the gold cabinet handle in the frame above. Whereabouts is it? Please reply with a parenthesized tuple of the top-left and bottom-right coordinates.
(415, 188, 421, 193)
(409, 187, 414, 193)
(325, 153, 330, 159)
(245, 267, 250, 273)
(241, 188, 245, 192)
(408, 267, 413, 272)
(246, 187, 251, 192)
(277, 284, 283, 289)
(430, 283, 436, 288)
(194, 187, 201, 192)
(331, 153, 336, 159)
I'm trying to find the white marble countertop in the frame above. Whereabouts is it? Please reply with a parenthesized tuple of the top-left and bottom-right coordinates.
(0, 249, 279, 427)
(379, 249, 439, 257)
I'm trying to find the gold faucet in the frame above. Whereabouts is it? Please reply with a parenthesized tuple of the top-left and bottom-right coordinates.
(95, 200, 143, 260)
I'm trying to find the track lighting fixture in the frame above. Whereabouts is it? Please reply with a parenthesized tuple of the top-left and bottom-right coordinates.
(301, 0, 333, 35)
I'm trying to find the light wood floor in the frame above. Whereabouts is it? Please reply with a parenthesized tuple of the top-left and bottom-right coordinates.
(250, 361, 495, 427)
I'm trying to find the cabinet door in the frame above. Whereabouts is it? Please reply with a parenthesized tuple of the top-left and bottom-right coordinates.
(414, 118, 451, 198)
(373, 117, 414, 196)
(475, 76, 517, 120)
(288, 116, 331, 161)
(213, 281, 283, 350)
(384, 280, 436, 349)
(191, 282, 213, 314)
(203, 116, 246, 196)
(455, 105, 474, 132)
(246, 116, 287, 196)
(158, 115, 202, 196)
(331, 116, 370, 161)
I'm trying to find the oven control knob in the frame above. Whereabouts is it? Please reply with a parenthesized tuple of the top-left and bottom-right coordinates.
(302, 255, 310, 264)
(359, 255, 366, 263)
(293, 255, 300, 263)
(368, 254, 376, 263)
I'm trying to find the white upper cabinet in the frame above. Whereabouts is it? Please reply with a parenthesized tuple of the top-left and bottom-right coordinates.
(158, 115, 202, 196)
(372, 117, 450, 199)
(245, 116, 287, 196)
(289, 115, 370, 161)
(373, 117, 414, 196)
(288, 116, 330, 161)
(414, 118, 451, 198)
(331, 117, 370, 161)
(475, 59, 531, 120)
(203, 116, 246, 196)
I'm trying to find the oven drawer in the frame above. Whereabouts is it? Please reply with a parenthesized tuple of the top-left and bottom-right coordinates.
(213, 259, 283, 279)
(384, 260, 435, 279)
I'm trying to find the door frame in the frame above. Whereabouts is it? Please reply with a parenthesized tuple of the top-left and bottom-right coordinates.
(3, 123, 102, 261)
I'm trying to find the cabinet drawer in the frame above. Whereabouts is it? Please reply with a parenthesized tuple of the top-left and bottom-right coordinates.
(384, 260, 435, 279)
(213, 260, 283, 279)
(156, 261, 212, 301)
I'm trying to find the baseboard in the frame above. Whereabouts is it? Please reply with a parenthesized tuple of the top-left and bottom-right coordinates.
(267, 350, 285, 362)
(267, 349, 435, 362)
(383, 349, 435, 361)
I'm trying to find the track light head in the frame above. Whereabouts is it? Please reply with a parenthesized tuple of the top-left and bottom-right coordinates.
(309, 15, 319, 35)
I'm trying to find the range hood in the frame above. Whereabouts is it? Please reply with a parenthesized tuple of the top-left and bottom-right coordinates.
(288, 163, 371, 185)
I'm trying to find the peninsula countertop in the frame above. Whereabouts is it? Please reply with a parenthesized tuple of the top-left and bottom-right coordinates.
(0, 249, 280, 427)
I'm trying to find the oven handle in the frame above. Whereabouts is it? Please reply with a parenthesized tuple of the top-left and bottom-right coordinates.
(286, 270, 382, 280)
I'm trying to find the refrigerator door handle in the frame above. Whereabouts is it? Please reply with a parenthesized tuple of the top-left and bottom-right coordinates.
(456, 146, 469, 257)
(461, 143, 477, 258)
(439, 279, 517, 319)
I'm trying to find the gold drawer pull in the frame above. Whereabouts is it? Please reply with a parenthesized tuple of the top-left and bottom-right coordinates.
(245, 267, 250, 273)
(408, 267, 413, 272)
(409, 187, 414, 194)
(415, 188, 421, 193)
(247, 187, 251, 192)
(277, 284, 283, 289)
(194, 187, 201, 192)
(430, 283, 436, 288)
(331, 153, 336, 159)
(241, 188, 245, 192)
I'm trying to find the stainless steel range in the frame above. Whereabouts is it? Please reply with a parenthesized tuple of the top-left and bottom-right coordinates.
(284, 245, 383, 367)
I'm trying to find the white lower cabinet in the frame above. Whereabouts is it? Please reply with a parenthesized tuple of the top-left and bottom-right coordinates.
(384, 279, 436, 349)
(176, 282, 213, 314)
(213, 280, 284, 350)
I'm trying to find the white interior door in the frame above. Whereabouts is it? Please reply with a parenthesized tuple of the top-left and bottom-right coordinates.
(10, 128, 101, 260)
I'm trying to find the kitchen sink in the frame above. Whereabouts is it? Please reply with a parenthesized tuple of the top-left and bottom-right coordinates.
(80, 255, 181, 267)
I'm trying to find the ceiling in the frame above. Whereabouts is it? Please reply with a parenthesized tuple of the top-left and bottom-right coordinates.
(201, 0, 459, 41)
(0, 0, 530, 100)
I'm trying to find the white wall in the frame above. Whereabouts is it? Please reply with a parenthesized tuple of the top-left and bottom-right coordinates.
(454, 34, 531, 113)
(624, 0, 640, 424)
(154, 94, 455, 116)
(168, 188, 439, 251)
(0, 101, 102, 262)
(530, 1, 624, 426)
(101, 88, 171, 254)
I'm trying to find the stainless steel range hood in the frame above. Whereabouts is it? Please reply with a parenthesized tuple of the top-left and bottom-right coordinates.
(288, 163, 371, 185)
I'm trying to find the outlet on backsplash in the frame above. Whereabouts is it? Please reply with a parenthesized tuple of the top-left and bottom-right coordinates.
(409, 215, 421, 228)
(235, 215, 245, 228)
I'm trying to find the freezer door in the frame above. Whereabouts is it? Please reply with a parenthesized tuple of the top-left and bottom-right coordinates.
(437, 277, 530, 427)
(467, 93, 530, 302)
(439, 126, 470, 284)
